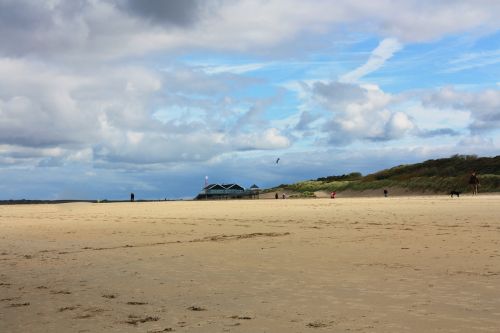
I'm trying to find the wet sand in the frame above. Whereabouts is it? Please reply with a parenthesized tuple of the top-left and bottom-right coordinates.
(1, 196, 499, 332)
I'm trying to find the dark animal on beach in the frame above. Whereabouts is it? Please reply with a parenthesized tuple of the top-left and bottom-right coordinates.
(450, 190, 461, 198)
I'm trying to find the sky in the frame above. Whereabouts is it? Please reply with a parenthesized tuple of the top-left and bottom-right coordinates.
(0, 0, 499, 200)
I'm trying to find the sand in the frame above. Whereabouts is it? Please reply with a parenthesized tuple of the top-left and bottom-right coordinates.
(1, 196, 499, 332)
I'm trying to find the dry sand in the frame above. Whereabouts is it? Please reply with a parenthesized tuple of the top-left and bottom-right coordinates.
(1, 196, 499, 332)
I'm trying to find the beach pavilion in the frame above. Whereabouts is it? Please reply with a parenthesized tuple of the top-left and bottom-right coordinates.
(195, 183, 259, 200)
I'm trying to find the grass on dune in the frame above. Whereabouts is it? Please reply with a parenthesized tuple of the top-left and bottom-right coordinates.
(268, 155, 500, 195)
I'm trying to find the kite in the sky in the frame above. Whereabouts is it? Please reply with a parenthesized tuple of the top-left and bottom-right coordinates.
(276, 158, 280, 164)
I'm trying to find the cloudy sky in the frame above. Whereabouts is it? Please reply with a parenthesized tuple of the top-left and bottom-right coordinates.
(0, 0, 499, 200)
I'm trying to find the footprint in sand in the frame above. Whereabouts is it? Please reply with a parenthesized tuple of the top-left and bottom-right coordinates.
(125, 315, 160, 325)
(74, 307, 106, 319)
(8, 302, 30, 308)
(230, 315, 253, 320)
(51, 290, 71, 295)
(58, 306, 79, 312)
(187, 305, 206, 311)
(126, 301, 148, 305)
(306, 320, 334, 328)
(74, 314, 93, 319)
(1, 297, 20, 302)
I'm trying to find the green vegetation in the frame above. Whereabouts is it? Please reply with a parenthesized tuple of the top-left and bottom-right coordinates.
(269, 155, 500, 195)
(288, 191, 317, 198)
(315, 172, 362, 182)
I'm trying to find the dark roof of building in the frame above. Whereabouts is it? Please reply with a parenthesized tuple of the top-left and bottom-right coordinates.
(204, 184, 225, 190)
(249, 184, 260, 189)
(222, 184, 244, 190)
(202, 183, 248, 192)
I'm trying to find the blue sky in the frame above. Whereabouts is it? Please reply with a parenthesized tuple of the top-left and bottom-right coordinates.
(0, 0, 499, 200)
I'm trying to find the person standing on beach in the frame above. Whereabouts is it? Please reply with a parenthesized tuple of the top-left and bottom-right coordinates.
(130, 192, 135, 202)
(469, 172, 480, 195)
(383, 189, 388, 197)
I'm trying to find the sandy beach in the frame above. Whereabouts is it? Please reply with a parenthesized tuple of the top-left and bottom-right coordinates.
(1, 196, 499, 332)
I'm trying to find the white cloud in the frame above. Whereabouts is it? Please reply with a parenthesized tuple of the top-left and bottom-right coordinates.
(232, 128, 290, 150)
(201, 62, 269, 75)
(181, 0, 499, 51)
(404, 103, 470, 131)
(444, 49, 500, 73)
(309, 81, 416, 142)
(459, 135, 494, 147)
(301, 81, 497, 144)
(0, 54, 295, 167)
(423, 87, 500, 132)
(340, 38, 403, 82)
(1, 1, 499, 61)
(386, 112, 414, 138)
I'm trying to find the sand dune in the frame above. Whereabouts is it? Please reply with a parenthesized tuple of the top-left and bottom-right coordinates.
(1, 196, 499, 332)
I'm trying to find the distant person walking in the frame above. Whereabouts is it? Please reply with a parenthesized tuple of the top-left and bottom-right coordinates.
(330, 191, 336, 199)
(275, 192, 279, 199)
(383, 189, 388, 197)
(469, 172, 480, 195)
(130, 192, 135, 202)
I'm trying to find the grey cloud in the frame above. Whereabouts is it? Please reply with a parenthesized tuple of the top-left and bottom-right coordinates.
(423, 87, 500, 133)
(0, 0, 90, 57)
(198, 86, 286, 135)
(0, 54, 290, 168)
(294, 111, 320, 131)
(0, 1, 49, 30)
(358, 1, 500, 42)
(92, 124, 289, 166)
(232, 104, 266, 132)
(309, 81, 414, 144)
(115, 0, 204, 27)
(0, 95, 98, 148)
(0, 59, 165, 150)
(93, 132, 225, 165)
(417, 128, 461, 138)
(312, 81, 367, 108)
(161, 66, 258, 95)
(37, 157, 65, 168)
(1, 0, 499, 62)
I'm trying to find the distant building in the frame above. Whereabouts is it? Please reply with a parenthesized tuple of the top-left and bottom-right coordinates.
(249, 184, 260, 198)
(195, 183, 260, 200)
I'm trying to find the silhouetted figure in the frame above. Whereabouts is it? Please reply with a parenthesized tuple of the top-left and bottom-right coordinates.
(450, 190, 461, 198)
(282, 194, 286, 199)
(130, 193, 135, 202)
(383, 189, 388, 197)
(275, 192, 279, 199)
(469, 172, 479, 195)
(330, 191, 336, 199)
